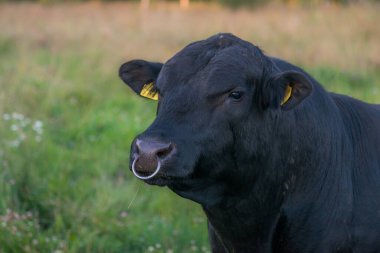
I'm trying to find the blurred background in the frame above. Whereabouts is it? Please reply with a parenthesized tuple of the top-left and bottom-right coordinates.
(0, 0, 379, 252)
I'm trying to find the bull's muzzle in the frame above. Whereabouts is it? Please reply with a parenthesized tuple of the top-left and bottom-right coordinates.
(131, 138, 175, 180)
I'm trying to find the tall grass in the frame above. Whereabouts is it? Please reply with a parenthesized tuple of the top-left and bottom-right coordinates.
(0, 2, 379, 252)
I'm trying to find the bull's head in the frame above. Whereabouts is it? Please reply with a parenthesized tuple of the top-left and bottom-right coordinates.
(119, 33, 312, 206)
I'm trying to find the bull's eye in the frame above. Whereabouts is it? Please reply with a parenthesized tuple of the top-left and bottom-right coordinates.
(229, 91, 243, 101)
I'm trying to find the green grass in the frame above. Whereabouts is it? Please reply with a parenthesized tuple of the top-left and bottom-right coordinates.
(0, 39, 209, 253)
(308, 67, 380, 103)
(0, 2, 379, 253)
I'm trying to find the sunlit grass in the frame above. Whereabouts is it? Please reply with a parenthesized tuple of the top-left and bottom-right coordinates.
(0, 2, 379, 252)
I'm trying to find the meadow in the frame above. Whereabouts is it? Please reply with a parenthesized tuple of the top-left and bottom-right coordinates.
(0, 2, 379, 252)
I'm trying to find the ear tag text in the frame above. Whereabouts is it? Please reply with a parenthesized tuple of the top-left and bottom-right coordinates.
(140, 82, 158, 100)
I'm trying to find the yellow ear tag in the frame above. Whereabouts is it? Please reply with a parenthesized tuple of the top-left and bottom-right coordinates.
(140, 82, 158, 101)
(281, 85, 292, 105)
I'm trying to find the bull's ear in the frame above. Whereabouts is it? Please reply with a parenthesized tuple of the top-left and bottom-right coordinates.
(264, 71, 312, 110)
(119, 60, 163, 100)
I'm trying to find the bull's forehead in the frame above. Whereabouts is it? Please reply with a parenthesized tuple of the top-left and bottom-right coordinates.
(157, 34, 263, 93)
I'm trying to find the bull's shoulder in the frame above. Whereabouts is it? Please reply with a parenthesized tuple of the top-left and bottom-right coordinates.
(330, 93, 380, 169)
(330, 93, 380, 116)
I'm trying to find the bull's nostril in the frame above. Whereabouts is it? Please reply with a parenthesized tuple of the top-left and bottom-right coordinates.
(156, 143, 174, 159)
(157, 150, 168, 159)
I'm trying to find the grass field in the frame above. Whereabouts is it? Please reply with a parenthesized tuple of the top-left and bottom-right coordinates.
(0, 2, 379, 253)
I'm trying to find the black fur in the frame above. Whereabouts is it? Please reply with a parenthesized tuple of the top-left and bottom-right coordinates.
(119, 33, 380, 253)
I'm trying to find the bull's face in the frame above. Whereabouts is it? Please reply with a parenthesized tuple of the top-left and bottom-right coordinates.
(119, 34, 312, 206)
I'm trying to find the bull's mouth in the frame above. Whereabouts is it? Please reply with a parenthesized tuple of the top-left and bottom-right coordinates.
(138, 174, 204, 190)
(130, 160, 227, 206)
(143, 177, 170, 186)
(136, 168, 211, 192)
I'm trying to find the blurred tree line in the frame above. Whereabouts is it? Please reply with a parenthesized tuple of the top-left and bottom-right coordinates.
(1, 0, 379, 8)
(217, 0, 378, 7)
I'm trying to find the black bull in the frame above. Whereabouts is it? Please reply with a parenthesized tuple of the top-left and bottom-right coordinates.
(118, 33, 380, 252)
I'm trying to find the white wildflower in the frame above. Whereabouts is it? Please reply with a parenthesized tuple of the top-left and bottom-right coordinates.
(191, 245, 198, 251)
(59, 241, 66, 248)
(120, 211, 128, 218)
(3, 113, 10, 121)
(32, 120, 43, 134)
(10, 124, 19, 131)
(12, 112, 24, 120)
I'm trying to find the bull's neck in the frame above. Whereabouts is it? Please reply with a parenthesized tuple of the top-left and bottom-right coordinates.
(201, 122, 354, 251)
(202, 172, 285, 251)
